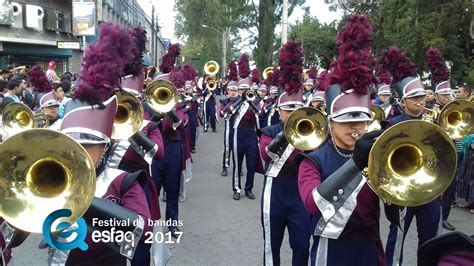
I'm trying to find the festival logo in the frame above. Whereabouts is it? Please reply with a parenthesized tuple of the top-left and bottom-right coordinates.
(42, 209, 88, 251)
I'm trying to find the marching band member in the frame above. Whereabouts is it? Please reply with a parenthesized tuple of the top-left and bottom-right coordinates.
(303, 66, 317, 106)
(51, 23, 153, 265)
(38, 91, 60, 127)
(374, 68, 394, 118)
(203, 75, 217, 133)
(182, 64, 199, 153)
(259, 41, 311, 265)
(380, 47, 435, 266)
(220, 61, 239, 176)
(425, 48, 457, 232)
(151, 45, 187, 238)
(297, 15, 398, 266)
(230, 53, 264, 200)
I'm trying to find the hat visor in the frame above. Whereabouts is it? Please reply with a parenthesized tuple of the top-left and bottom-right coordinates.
(42, 102, 60, 108)
(404, 90, 426, 99)
(331, 112, 371, 123)
(279, 104, 304, 111)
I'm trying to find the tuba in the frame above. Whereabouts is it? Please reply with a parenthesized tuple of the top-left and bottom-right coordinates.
(112, 90, 144, 140)
(204, 61, 219, 91)
(263, 67, 274, 80)
(144, 79, 179, 114)
(0, 129, 96, 233)
(2, 102, 35, 136)
(367, 120, 456, 207)
(284, 107, 328, 151)
(204, 61, 219, 76)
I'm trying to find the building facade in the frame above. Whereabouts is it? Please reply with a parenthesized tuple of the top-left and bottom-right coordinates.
(0, 0, 167, 75)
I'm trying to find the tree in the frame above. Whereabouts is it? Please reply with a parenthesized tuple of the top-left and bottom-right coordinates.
(254, 0, 306, 70)
(328, 0, 472, 83)
(175, 0, 254, 76)
(289, 14, 338, 69)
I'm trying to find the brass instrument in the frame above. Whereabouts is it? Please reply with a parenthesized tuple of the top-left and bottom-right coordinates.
(438, 99, 473, 140)
(417, 100, 473, 140)
(204, 61, 219, 91)
(204, 61, 219, 76)
(303, 69, 310, 80)
(246, 89, 257, 101)
(263, 67, 274, 80)
(145, 79, 179, 114)
(2, 102, 35, 136)
(206, 79, 217, 91)
(367, 120, 456, 207)
(112, 90, 144, 140)
(367, 104, 386, 132)
(284, 107, 328, 151)
(317, 104, 327, 116)
(0, 129, 96, 233)
(34, 113, 49, 129)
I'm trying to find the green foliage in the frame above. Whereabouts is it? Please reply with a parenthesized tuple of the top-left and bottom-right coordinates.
(330, 0, 473, 83)
(289, 14, 338, 69)
(175, 0, 254, 76)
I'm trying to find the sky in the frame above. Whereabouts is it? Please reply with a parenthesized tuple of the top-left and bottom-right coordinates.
(137, 0, 343, 46)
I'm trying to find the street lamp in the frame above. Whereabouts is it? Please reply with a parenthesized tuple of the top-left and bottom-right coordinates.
(202, 24, 227, 77)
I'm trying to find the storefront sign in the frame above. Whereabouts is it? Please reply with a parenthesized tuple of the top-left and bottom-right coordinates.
(57, 41, 80, 50)
(0, 1, 73, 33)
(72, 1, 95, 36)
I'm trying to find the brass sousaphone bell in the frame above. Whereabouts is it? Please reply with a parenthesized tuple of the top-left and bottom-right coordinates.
(204, 61, 219, 91)
(284, 107, 328, 151)
(145, 79, 179, 114)
(367, 120, 456, 207)
(263, 67, 274, 80)
(112, 90, 144, 140)
(0, 129, 96, 233)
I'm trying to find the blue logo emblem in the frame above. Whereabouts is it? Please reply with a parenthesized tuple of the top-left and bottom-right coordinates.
(42, 209, 88, 251)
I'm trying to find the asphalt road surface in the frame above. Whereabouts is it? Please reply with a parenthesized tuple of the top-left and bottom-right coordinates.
(14, 114, 473, 265)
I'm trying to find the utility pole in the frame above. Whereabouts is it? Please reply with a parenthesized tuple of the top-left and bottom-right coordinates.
(151, 5, 155, 66)
(281, 0, 288, 46)
(222, 28, 227, 77)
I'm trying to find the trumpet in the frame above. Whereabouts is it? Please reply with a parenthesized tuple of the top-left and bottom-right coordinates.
(144, 79, 179, 114)
(263, 67, 274, 80)
(284, 107, 328, 151)
(246, 89, 257, 101)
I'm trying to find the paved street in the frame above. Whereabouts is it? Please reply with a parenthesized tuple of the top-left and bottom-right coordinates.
(15, 115, 473, 265)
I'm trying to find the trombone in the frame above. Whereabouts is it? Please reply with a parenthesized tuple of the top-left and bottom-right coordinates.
(111, 90, 144, 140)
(2, 102, 35, 136)
(144, 79, 179, 114)
(366, 120, 456, 206)
(0, 129, 96, 233)
(417, 99, 473, 140)
(284, 107, 328, 151)
(367, 104, 386, 132)
(246, 89, 257, 102)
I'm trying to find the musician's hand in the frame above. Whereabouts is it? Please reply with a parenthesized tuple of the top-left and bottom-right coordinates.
(353, 130, 383, 171)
